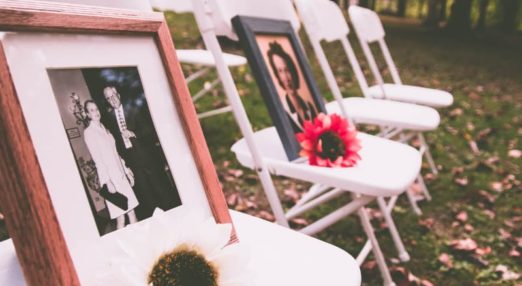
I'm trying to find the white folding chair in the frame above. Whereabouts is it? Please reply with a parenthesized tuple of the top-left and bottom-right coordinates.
(191, 0, 422, 284)
(150, 0, 247, 119)
(294, 0, 437, 211)
(347, 5, 454, 109)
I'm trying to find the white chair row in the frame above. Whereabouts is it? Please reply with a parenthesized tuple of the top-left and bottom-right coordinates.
(188, 0, 454, 285)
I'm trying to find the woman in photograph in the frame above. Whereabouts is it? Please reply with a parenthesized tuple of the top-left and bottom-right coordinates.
(83, 100, 139, 230)
(267, 41, 318, 132)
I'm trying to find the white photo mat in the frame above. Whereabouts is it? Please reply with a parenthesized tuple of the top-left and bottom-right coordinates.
(2, 32, 213, 283)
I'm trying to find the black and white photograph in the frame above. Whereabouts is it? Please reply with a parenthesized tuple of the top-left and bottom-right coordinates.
(48, 66, 182, 236)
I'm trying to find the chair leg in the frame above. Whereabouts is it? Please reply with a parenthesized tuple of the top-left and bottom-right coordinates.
(418, 133, 438, 175)
(405, 187, 423, 215)
(377, 197, 410, 262)
(416, 173, 432, 201)
(358, 206, 396, 286)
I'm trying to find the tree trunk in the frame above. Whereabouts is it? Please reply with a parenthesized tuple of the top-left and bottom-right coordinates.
(370, 0, 376, 10)
(439, 0, 447, 21)
(501, 0, 520, 32)
(397, 0, 408, 17)
(425, 0, 440, 27)
(447, 0, 472, 32)
(476, 0, 489, 31)
(359, 0, 370, 8)
(417, 0, 427, 19)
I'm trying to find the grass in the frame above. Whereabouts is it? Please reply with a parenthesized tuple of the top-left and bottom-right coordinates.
(1, 11, 520, 285)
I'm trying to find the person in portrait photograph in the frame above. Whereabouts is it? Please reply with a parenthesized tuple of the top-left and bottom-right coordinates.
(83, 100, 139, 230)
(266, 40, 318, 132)
(48, 67, 182, 236)
(99, 83, 181, 220)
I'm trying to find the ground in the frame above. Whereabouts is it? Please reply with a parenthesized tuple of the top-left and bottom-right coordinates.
(1, 11, 520, 286)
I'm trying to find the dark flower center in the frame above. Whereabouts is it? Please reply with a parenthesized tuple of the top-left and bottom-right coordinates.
(318, 131, 345, 161)
(148, 245, 218, 286)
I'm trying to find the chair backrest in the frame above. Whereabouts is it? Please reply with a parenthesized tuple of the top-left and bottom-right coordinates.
(191, 0, 306, 227)
(206, 0, 300, 40)
(348, 5, 385, 43)
(348, 5, 402, 85)
(295, 0, 371, 97)
(294, 0, 349, 43)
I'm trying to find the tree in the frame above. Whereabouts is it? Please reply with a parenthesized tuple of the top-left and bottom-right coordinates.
(439, 0, 447, 21)
(476, 0, 490, 31)
(425, 0, 441, 27)
(447, 0, 473, 32)
(500, 0, 520, 32)
(397, 0, 408, 17)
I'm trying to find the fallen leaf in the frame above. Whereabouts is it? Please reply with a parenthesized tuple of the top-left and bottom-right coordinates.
(478, 190, 496, 203)
(361, 260, 377, 270)
(256, 210, 275, 222)
(438, 253, 453, 268)
(418, 218, 435, 228)
(226, 193, 239, 207)
(476, 128, 492, 140)
(452, 166, 464, 175)
(424, 173, 436, 181)
(451, 238, 478, 251)
(475, 246, 491, 256)
(483, 209, 496, 219)
(498, 228, 511, 240)
(290, 218, 309, 226)
(468, 140, 480, 154)
(455, 177, 469, 186)
(508, 149, 521, 158)
(490, 182, 503, 193)
(508, 248, 520, 257)
(450, 108, 463, 117)
(495, 264, 521, 281)
(243, 197, 257, 209)
(456, 211, 468, 222)
(227, 169, 244, 178)
(283, 188, 300, 203)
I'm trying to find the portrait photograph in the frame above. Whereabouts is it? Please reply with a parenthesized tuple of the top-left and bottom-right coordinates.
(232, 16, 327, 160)
(47, 66, 182, 236)
(257, 34, 320, 133)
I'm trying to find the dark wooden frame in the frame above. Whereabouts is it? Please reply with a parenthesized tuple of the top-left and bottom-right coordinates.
(0, 2, 232, 285)
(232, 16, 327, 160)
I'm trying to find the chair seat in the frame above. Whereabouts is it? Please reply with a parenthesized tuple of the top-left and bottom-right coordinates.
(367, 83, 454, 108)
(326, 97, 440, 131)
(231, 210, 361, 286)
(0, 240, 24, 285)
(176, 49, 247, 67)
(231, 127, 421, 197)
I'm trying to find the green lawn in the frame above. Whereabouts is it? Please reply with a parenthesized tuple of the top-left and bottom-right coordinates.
(1, 11, 520, 285)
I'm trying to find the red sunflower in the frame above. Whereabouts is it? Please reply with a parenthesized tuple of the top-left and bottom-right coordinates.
(296, 113, 361, 168)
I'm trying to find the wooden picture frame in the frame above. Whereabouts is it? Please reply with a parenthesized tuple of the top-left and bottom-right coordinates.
(0, 1, 232, 285)
(232, 16, 327, 161)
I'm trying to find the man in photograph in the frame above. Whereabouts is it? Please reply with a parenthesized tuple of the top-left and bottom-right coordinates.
(102, 85, 181, 220)
(267, 41, 318, 132)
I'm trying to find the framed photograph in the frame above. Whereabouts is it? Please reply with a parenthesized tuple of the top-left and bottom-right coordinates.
(0, 1, 231, 285)
(232, 16, 327, 160)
